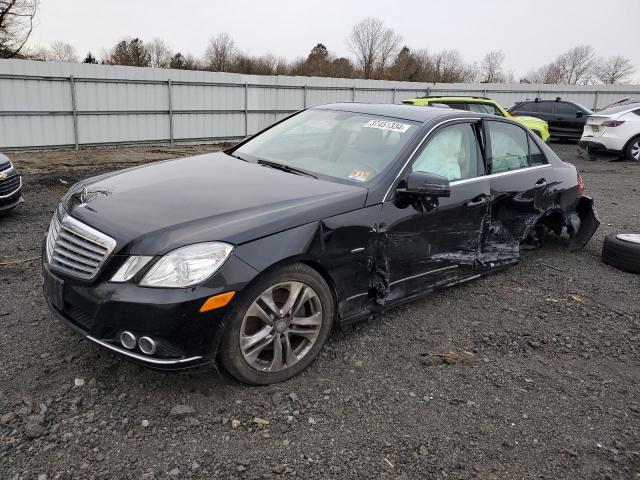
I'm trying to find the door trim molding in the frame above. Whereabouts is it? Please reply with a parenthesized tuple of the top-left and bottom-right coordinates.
(389, 265, 458, 287)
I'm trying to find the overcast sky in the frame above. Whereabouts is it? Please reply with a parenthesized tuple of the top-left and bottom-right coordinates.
(30, 0, 640, 81)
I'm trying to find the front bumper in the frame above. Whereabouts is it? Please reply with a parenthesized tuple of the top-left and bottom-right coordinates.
(42, 254, 259, 371)
(0, 177, 23, 212)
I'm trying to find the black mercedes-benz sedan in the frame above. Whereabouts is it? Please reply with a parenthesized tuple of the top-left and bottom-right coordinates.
(43, 103, 599, 384)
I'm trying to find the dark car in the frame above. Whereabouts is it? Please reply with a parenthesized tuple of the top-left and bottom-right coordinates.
(0, 153, 23, 214)
(42, 103, 599, 384)
(509, 98, 594, 140)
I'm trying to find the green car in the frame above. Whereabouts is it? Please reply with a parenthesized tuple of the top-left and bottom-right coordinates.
(402, 96, 550, 143)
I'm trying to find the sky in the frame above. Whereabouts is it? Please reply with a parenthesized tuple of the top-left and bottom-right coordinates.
(29, 0, 640, 81)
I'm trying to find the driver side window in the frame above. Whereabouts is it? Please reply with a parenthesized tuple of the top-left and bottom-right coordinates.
(411, 123, 479, 181)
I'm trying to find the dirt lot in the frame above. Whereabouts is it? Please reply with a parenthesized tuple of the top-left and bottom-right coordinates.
(1, 143, 639, 480)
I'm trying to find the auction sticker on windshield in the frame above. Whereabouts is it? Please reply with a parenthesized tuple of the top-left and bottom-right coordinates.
(364, 120, 411, 133)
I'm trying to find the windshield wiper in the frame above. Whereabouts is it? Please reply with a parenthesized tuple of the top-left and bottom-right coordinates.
(227, 151, 249, 162)
(257, 159, 317, 179)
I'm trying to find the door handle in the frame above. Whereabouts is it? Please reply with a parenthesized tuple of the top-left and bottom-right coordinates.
(535, 178, 547, 189)
(466, 195, 488, 208)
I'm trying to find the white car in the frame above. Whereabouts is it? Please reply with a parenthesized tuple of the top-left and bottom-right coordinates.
(579, 102, 640, 161)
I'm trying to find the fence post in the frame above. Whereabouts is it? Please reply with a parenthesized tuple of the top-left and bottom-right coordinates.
(244, 82, 249, 137)
(352, 85, 356, 102)
(392, 87, 397, 104)
(69, 75, 79, 150)
(593, 90, 599, 110)
(303, 84, 307, 109)
(167, 79, 174, 146)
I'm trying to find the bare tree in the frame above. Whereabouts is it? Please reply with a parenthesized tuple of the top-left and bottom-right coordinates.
(595, 55, 635, 84)
(480, 50, 506, 83)
(554, 45, 596, 84)
(106, 38, 150, 67)
(347, 17, 401, 79)
(432, 50, 468, 83)
(148, 38, 172, 68)
(49, 40, 78, 62)
(204, 32, 235, 71)
(0, 0, 39, 58)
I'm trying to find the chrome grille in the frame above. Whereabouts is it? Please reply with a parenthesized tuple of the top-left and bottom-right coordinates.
(0, 174, 21, 197)
(46, 207, 116, 280)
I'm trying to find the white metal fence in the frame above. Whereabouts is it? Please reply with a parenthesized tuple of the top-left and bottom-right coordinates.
(1, 59, 639, 150)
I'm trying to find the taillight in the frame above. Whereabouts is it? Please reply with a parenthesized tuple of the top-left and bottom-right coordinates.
(602, 120, 625, 127)
(577, 173, 585, 195)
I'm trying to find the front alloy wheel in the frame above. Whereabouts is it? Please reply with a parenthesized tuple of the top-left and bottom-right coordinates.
(240, 281, 322, 372)
(219, 263, 333, 384)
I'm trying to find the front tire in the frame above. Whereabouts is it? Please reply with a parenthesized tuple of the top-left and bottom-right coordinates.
(219, 263, 334, 385)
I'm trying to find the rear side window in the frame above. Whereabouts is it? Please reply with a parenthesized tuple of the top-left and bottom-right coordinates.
(532, 102, 554, 113)
(411, 123, 479, 181)
(513, 102, 533, 112)
(486, 121, 530, 173)
(528, 137, 547, 165)
(468, 103, 502, 116)
(440, 102, 469, 111)
(556, 102, 579, 115)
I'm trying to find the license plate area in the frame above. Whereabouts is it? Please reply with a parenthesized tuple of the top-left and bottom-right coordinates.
(44, 272, 65, 310)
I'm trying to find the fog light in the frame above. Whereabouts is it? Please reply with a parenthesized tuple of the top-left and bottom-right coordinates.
(120, 331, 137, 350)
(138, 336, 156, 355)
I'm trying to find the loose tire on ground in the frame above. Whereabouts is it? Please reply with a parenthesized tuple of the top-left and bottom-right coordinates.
(219, 263, 334, 385)
(602, 233, 640, 274)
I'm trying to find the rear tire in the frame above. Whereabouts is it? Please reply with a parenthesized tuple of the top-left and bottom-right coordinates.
(219, 263, 334, 385)
(602, 233, 640, 274)
(623, 136, 640, 162)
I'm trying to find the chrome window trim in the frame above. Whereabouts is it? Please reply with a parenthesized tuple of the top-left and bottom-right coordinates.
(383, 116, 554, 200)
(383, 117, 481, 202)
(0, 175, 22, 199)
(449, 164, 552, 187)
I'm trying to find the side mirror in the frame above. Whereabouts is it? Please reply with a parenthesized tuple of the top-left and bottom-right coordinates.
(576, 111, 584, 118)
(397, 171, 451, 197)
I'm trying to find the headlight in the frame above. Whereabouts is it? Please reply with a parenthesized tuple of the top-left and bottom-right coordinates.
(111, 256, 153, 282)
(139, 242, 233, 288)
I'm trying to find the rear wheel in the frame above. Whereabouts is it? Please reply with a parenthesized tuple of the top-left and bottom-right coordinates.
(219, 263, 334, 384)
(624, 136, 640, 162)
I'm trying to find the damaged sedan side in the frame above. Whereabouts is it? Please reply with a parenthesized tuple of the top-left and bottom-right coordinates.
(43, 103, 598, 385)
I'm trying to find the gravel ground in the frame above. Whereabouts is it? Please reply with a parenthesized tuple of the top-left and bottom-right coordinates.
(1, 143, 639, 480)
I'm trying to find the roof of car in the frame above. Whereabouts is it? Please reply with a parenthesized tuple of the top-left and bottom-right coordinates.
(313, 102, 477, 123)
(404, 96, 494, 102)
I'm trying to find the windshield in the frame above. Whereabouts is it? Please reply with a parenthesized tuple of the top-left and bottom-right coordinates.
(233, 109, 420, 184)
(574, 102, 594, 114)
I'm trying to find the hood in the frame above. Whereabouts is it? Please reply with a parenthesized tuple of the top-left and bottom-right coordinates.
(65, 152, 367, 254)
(513, 115, 546, 125)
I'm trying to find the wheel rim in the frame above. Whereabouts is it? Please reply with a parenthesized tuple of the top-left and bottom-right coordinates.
(631, 141, 640, 161)
(239, 281, 322, 372)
